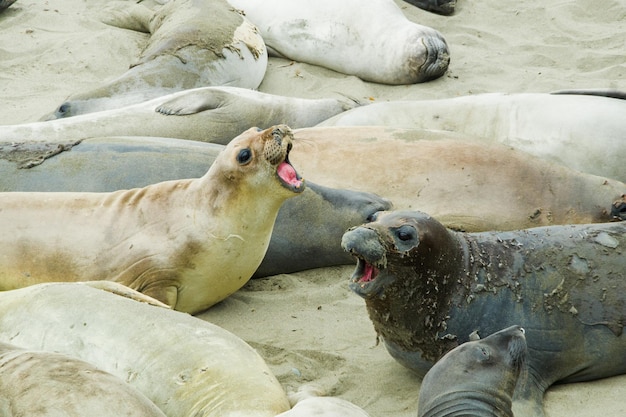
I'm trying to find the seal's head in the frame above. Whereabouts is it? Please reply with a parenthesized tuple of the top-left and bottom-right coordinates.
(417, 325, 527, 417)
(341, 210, 454, 300)
(207, 124, 305, 206)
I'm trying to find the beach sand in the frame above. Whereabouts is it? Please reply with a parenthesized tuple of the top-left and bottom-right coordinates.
(1, 0, 625, 415)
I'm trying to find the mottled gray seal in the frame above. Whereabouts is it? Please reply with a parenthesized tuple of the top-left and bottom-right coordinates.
(341, 210, 626, 416)
(0, 87, 357, 145)
(226, 0, 449, 84)
(319, 92, 626, 180)
(417, 326, 527, 417)
(0, 135, 390, 277)
(43, 0, 267, 119)
(0, 125, 304, 313)
(0, 341, 167, 417)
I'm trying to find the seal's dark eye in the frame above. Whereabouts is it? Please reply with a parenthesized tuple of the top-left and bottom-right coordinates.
(396, 225, 415, 241)
(58, 102, 70, 115)
(237, 148, 252, 165)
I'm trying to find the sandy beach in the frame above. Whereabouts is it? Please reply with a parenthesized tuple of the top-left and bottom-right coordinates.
(1, 0, 625, 415)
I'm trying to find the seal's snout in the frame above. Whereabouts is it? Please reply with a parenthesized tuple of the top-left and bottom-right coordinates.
(418, 31, 450, 82)
(263, 124, 304, 193)
(611, 194, 626, 221)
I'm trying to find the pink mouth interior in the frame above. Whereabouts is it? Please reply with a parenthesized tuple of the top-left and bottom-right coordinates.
(277, 161, 302, 188)
(359, 263, 379, 283)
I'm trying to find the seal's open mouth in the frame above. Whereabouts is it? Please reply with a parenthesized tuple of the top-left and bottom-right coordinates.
(277, 154, 304, 192)
(352, 258, 380, 286)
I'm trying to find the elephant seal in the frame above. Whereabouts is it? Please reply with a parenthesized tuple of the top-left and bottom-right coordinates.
(341, 210, 626, 416)
(0, 135, 390, 277)
(417, 326, 527, 417)
(0, 87, 357, 145)
(0, 125, 304, 313)
(0, 341, 167, 417)
(0, 282, 292, 417)
(318, 92, 626, 180)
(288, 126, 624, 232)
(43, 0, 267, 119)
(226, 0, 449, 84)
(0, 0, 16, 12)
(402, 0, 456, 15)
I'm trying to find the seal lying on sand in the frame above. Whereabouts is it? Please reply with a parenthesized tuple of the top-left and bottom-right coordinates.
(319, 92, 626, 180)
(0, 341, 167, 417)
(43, 0, 267, 119)
(0, 87, 357, 145)
(289, 126, 625, 231)
(0, 135, 390, 277)
(341, 210, 626, 416)
(0, 125, 304, 313)
(0, 282, 292, 417)
(417, 326, 527, 417)
(227, 0, 449, 84)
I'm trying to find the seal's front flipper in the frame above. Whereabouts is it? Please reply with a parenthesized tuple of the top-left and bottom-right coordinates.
(156, 89, 227, 116)
(99, 1, 153, 33)
(79, 281, 171, 309)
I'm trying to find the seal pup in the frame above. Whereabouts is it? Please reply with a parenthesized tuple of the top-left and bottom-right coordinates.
(417, 326, 527, 417)
(319, 92, 626, 180)
(0, 125, 304, 313)
(0, 341, 167, 417)
(0, 135, 390, 277)
(289, 126, 625, 231)
(0, 282, 292, 417)
(43, 0, 267, 119)
(0, 87, 357, 145)
(226, 0, 449, 84)
(341, 210, 626, 416)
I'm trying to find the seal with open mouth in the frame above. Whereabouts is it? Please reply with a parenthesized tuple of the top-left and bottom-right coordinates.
(342, 210, 626, 416)
(0, 125, 304, 314)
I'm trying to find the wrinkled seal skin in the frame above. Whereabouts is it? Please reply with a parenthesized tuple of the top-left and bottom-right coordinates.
(319, 91, 626, 181)
(227, 0, 449, 84)
(0, 282, 291, 417)
(0, 136, 390, 277)
(0, 341, 167, 417)
(417, 326, 527, 417)
(0, 87, 357, 145)
(0, 125, 304, 313)
(43, 0, 267, 119)
(341, 210, 626, 416)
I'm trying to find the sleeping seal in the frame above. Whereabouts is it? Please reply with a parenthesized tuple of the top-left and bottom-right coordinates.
(342, 210, 626, 416)
(0, 125, 304, 313)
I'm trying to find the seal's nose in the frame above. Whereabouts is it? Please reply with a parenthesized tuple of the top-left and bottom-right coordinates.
(341, 227, 386, 264)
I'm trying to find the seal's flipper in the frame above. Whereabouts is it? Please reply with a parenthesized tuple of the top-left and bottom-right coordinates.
(0, 0, 17, 12)
(551, 89, 626, 100)
(156, 89, 227, 116)
(99, 1, 153, 33)
(79, 281, 171, 309)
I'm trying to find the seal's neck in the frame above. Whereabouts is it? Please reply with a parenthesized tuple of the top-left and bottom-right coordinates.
(419, 389, 514, 417)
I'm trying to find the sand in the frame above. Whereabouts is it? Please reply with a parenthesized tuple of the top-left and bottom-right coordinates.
(1, 0, 625, 415)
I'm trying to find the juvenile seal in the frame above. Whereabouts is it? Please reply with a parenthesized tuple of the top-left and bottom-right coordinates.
(0, 125, 304, 313)
(0, 135, 390, 277)
(341, 210, 626, 416)
(0, 341, 167, 417)
(43, 0, 267, 119)
(417, 326, 527, 417)
(0, 87, 357, 145)
(0, 282, 292, 417)
(319, 92, 626, 180)
(288, 126, 624, 231)
(227, 0, 449, 84)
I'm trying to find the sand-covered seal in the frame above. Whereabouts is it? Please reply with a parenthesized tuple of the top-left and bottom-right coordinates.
(0, 282, 292, 417)
(341, 210, 626, 416)
(288, 126, 624, 231)
(417, 326, 527, 417)
(0, 125, 304, 313)
(227, 0, 449, 84)
(319, 92, 626, 180)
(1, 87, 357, 145)
(0, 340, 167, 417)
(43, 0, 267, 119)
(0, 135, 390, 277)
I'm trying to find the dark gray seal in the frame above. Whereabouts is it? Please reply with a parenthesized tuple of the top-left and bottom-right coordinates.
(417, 325, 527, 417)
(0, 136, 390, 278)
(402, 0, 456, 16)
(341, 210, 626, 416)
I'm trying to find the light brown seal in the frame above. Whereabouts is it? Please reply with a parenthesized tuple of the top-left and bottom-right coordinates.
(43, 0, 267, 119)
(0, 125, 304, 313)
(0, 340, 167, 417)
